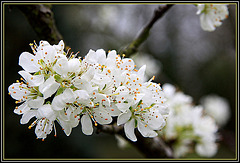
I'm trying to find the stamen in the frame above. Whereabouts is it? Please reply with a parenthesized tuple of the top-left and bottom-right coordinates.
(53, 123, 57, 137)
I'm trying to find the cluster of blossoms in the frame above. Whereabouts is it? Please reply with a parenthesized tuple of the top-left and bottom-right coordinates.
(200, 94, 231, 127)
(160, 83, 219, 158)
(196, 4, 229, 32)
(8, 40, 169, 141)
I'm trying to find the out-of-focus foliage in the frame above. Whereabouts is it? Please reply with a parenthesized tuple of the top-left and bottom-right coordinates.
(4, 4, 236, 159)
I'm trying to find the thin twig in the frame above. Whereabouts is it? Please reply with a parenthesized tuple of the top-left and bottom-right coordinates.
(119, 4, 174, 57)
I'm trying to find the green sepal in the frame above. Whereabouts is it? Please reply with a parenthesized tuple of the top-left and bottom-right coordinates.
(70, 85, 78, 91)
(40, 59, 45, 65)
(137, 100, 143, 106)
(135, 119, 138, 128)
(102, 84, 107, 90)
(54, 74, 63, 83)
(46, 101, 51, 104)
(34, 71, 41, 75)
(56, 87, 66, 96)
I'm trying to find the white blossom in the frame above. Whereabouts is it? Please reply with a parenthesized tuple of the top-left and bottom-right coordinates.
(196, 4, 229, 31)
(200, 94, 231, 127)
(161, 83, 219, 158)
(9, 40, 169, 142)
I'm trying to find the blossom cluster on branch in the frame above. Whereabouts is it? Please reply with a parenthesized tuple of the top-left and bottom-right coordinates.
(160, 83, 219, 158)
(8, 40, 169, 141)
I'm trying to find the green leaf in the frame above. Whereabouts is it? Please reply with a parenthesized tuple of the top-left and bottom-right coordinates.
(135, 119, 138, 128)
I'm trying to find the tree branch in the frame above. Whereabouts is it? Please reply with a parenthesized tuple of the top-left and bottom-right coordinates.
(97, 123, 174, 158)
(15, 4, 63, 45)
(119, 4, 174, 57)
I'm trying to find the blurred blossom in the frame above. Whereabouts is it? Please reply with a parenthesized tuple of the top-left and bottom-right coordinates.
(196, 4, 229, 32)
(200, 94, 231, 127)
(160, 83, 218, 158)
(115, 134, 129, 149)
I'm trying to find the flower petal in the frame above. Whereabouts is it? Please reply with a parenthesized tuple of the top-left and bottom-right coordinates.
(28, 96, 44, 108)
(124, 118, 137, 142)
(14, 102, 30, 115)
(57, 118, 72, 136)
(81, 114, 93, 135)
(137, 121, 158, 138)
(93, 108, 112, 125)
(117, 110, 132, 126)
(20, 110, 37, 124)
(39, 76, 60, 99)
(19, 52, 39, 72)
(18, 70, 44, 86)
(38, 104, 56, 121)
(8, 83, 29, 101)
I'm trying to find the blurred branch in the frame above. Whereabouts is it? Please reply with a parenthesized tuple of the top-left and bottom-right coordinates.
(96, 123, 174, 158)
(119, 4, 173, 57)
(15, 4, 63, 45)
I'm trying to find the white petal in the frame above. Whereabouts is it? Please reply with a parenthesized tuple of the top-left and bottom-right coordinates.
(84, 49, 97, 64)
(137, 121, 158, 138)
(73, 77, 94, 93)
(53, 40, 65, 53)
(57, 118, 72, 136)
(35, 118, 54, 139)
(39, 76, 60, 99)
(38, 40, 50, 47)
(96, 49, 106, 65)
(116, 102, 131, 112)
(14, 102, 30, 115)
(124, 119, 137, 142)
(38, 104, 56, 121)
(52, 94, 66, 111)
(117, 110, 132, 126)
(200, 14, 215, 31)
(93, 108, 112, 124)
(137, 65, 146, 80)
(52, 56, 69, 76)
(19, 52, 39, 72)
(106, 104, 121, 117)
(121, 58, 135, 71)
(18, 70, 44, 87)
(28, 96, 44, 108)
(81, 114, 93, 135)
(20, 110, 37, 124)
(8, 83, 29, 100)
(75, 90, 90, 101)
(68, 58, 81, 73)
(144, 111, 165, 130)
(80, 66, 95, 82)
(62, 88, 76, 103)
(91, 73, 111, 89)
(94, 93, 110, 107)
